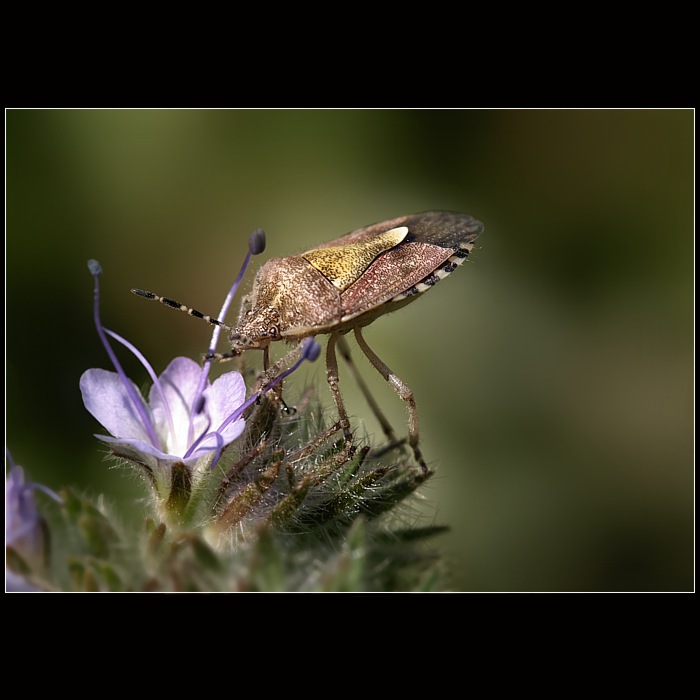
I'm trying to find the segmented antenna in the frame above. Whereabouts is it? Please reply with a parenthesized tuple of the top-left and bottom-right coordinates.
(130, 289, 232, 331)
(130, 228, 266, 334)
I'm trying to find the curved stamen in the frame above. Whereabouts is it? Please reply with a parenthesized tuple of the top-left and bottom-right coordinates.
(215, 393, 261, 435)
(207, 229, 266, 357)
(29, 482, 64, 504)
(188, 430, 225, 470)
(5, 452, 62, 503)
(104, 328, 176, 448)
(215, 338, 321, 435)
(182, 415, 213, 460)
(188, 229, 267, 446)
(88, 260, 161, 449)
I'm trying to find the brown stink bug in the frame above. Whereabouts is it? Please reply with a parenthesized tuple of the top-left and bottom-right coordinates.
(133, 211, 483, 474)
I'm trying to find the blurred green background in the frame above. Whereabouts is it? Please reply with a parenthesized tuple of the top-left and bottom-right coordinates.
(6, 109, 693, 591)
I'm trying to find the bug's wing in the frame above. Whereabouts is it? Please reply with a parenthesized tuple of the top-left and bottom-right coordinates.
(340, 242, 453, 320)
(323, 211, 483, 249)
(399, 211, 483, 248)
(302, 226, 408, 292)
(339, 211, 483, 321)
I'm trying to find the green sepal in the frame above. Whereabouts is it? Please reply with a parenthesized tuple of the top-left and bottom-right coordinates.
(265, 477, 312, 530)
(333, 445, 370, 487)
(89, 559, 124, 592)
(186, 535, 222, 572)
(147, 521, 167, 554)
(164, 461, 192, 525)
(215, 459, 281, 531)
(245, 528, 285, 592)
(60, 489, 118, 558)
(162, 535, 222, 592)
(67, 557, 86, 590)
(319, 518, 367, 592)
(77, 513, 117, 559)
(296, 466, 390, 528)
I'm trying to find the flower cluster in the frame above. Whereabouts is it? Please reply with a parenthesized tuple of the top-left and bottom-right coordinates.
(6, 228, 444, 592)
(79, 232, 321, 528)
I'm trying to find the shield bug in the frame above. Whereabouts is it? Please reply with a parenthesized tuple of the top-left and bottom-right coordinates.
(133, 211, 483, 474)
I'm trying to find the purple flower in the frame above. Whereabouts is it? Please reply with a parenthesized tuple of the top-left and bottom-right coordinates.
(79, 258, 251, 473)
(6, 453, 61, 591)
(81, 232, 321, 475)
(6, 464, 45, 556)
(80, 357, 246, 471)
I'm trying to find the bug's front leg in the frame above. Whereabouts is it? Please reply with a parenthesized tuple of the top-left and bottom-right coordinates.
(253, 343, 303, 395)
(261, 344, 294, 412)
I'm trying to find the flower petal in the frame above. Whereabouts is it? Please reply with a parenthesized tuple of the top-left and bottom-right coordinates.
(208, 370, 247, 443)
(80, 369, 155, 444)
(96, 435, 201, 471)
(148, 357, 204, 456)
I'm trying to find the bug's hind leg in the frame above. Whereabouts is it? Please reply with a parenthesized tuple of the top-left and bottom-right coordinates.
(353, 327, 429, 475)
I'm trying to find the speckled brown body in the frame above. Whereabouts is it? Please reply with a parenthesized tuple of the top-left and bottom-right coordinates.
(231, 211, 483, 350)
(130, 211, 483, 473)
(231, 210, 483, 474)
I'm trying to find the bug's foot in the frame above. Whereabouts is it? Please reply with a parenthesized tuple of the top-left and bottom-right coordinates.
(343, 431, 357, 460)
(280, 398, 297, 415)
(411, 444, 431, 478)
(414, 464, 434, 482)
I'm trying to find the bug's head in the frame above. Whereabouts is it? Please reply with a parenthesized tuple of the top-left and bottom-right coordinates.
(230, 305, 281, 353)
